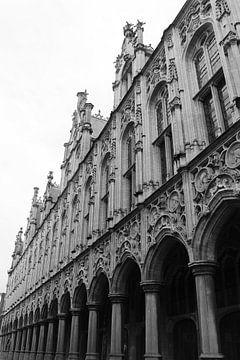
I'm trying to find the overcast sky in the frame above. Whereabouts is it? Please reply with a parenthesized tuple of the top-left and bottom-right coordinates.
(0, 0, 186, 293)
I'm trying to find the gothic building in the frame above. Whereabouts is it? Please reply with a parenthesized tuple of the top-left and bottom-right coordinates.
(1, 0, 240, 359)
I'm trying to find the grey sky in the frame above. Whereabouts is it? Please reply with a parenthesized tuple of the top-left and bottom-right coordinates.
(0, 0, 186, 292)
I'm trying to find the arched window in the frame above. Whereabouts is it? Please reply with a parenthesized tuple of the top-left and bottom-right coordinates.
(59, 210, 67, 264)
(70, 196, 78, 253)
(101, 155, 110, 232)
(49, 221, 58, 272)
(156, 86, 170, 135)
(83, 179, 92, 242)
(193, 30, 233, 142)
(151, 84, 173, 184)
(122, 125, 136, 212)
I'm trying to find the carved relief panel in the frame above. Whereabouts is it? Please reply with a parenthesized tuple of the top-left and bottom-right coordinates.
(191, 131, 240, 221)
(147, 179, 186, 246)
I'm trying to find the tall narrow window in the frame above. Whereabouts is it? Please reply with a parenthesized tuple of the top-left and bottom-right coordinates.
(83, 182, 91, 242)
(153, 84, 173, 184)
(101, 157, 110, 232)
(123, 126, 136, 212)
(193, 30, 233, 142)
(70, 196, 78, 253)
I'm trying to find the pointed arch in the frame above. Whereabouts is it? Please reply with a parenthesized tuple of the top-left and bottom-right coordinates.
(88, 269, 110, 304)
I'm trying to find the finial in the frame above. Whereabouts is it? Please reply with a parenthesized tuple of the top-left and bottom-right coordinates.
(32, 187, 39, 204)
(47, 171, 53, 183)
(17, 227, 23, 242)
(135, 20, 146, 30)
(76, 90, 88, 113)
(123, 22, 134, 37)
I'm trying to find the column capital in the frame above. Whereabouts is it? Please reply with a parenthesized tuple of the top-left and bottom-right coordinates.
(108, 293, 126, 303)
(189, 261, 218, 276)
(141, 280, 162, 293)
(70, 308, 81, 316)
(87, 302, 100, 311)
(57, 313, 68, 320)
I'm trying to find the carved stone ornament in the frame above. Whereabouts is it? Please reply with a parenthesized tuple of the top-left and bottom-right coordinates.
(77, 255, 89, 285)
(215, 0, 230, 20)
(225, 142, 240, 169)
(220, 31, 240, 55)
(147, 181, 186, 245)
(146, 48, 167, 93)
(116, 213, 141, 263)
(178, 0, 212, 46)
(167, 32, 173, 49)
(121, 96, 135, 128)
(192, 133, 240, 220)
(86, 156, 93, 175)
(168, 59, 178, 83)
(93, 238, 111, 277)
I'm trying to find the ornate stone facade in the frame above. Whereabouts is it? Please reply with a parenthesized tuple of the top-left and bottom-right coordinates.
(1, 1, 240, 360)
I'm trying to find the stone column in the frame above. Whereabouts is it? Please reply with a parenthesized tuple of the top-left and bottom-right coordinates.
(141, 281, 162, 360)
(13, 328, 22, 360)
(29, 324, 39, 360)
(19, 327, 28, 360)
(109, 294, 125, 360)
(68, 308, 81, 360)
(24, 326, 33, 360)
(85, 304, 99, 360)
(8, 330, 17, 360)
(54, 314, 67, 360)
(189, 261, 224, 360)
(36, 321, 47, 360)
(44, 319, 55, 360)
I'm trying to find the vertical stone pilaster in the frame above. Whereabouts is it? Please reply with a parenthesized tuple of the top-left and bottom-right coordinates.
(7, 330, 17, 360)
(44, 319, 55, 360)
(85, 304, 99, 360)
(54, 314, 67, 360)
(13, 329, 22, 360)
(141, 281, 162, 360)
(24, 326, 33, 360)
(18, 327, 27, 360)
(29, 324, 39, 360)
(189, 261, 224, 360)
(109, 294, 125, 360)
(67, 309, 81, 360)
(36, 321, 47, 360)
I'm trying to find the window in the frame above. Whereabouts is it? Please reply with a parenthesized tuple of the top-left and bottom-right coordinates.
(101, 157, 110, 231)
(83, 180, 92, 242)
(193, 30, 233, 142)
(123, 126, 136, 212)
(153, 85, 173, 184)
(70, 196, 78, 253)
(59, 211, 66, 264)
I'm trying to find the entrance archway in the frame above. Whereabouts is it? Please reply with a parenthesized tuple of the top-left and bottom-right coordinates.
(215, 210, 240, 359)
(220, 312, 240, 360)
(173, 319, 198, 360)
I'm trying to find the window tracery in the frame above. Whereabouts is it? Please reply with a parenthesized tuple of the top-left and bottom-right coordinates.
(193, 30, 233, 142)
(122, 125, 136, 212)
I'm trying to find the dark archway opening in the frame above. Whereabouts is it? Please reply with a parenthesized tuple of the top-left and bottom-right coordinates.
(123, 262, 145, 360)
(215, 210, 240, 359)
(163, 241, 197, 360)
